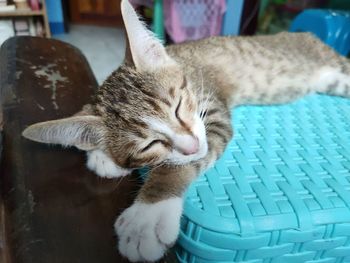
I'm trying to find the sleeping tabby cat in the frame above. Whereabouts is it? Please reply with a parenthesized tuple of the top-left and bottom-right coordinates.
(22, 0, 350, 261)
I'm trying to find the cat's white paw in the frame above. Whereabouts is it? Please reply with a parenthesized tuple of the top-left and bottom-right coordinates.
(115, 197, 182, 262)
(86, 150, 131, 178)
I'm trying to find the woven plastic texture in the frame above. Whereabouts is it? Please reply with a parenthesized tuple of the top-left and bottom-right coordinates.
(176, 95, 350, 263)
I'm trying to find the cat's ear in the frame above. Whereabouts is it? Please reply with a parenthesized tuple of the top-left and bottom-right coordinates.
(121, 0, 174, 71)
(22, 116, 106, 151)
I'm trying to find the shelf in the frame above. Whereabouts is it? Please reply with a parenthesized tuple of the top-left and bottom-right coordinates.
(0, 3, 51, 38)
(0, 9, 44, 17)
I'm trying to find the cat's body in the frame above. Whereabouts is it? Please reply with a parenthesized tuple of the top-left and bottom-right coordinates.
(22, 1, 350, 262)
(167, 32, 350, 107)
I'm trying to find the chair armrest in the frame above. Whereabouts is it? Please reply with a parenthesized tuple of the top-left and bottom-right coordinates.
(0, 36, 147, 263)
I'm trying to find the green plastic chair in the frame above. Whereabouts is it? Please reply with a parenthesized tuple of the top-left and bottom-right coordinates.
(153, 0, 165, 42)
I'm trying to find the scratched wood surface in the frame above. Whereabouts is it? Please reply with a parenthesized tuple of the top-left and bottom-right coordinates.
(0, 36, 177, 263)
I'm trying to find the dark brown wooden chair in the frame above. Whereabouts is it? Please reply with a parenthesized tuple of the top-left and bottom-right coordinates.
(0, 36, 176, 263)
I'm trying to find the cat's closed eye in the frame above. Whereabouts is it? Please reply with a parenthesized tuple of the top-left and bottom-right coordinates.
(141, 139, 165, 152)
(175, 97, 182, 120)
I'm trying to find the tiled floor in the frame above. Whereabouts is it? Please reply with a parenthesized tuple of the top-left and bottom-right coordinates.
(54, 25, 126, 85)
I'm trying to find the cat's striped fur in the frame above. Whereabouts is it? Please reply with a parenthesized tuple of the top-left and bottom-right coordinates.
(22, 0, 350, 261)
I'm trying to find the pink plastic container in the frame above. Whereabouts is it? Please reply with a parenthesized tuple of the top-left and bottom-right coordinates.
(164, 0, 226, 43)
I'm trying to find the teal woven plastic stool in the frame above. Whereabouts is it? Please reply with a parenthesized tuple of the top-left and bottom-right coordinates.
(290, 9, 350, 56)
(176, 94, 350, 263)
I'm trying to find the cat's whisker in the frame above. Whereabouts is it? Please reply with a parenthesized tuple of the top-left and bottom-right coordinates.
(197, 68, 210, 118)
(198, 94, 211, 118)
(114, 174, 127, 189)
(199, 92, 215, 121)
(150, 162, 165, 172)
(200, 69, 205, 100)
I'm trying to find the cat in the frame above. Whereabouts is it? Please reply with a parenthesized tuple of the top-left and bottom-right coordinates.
(22, 0, 350, 262)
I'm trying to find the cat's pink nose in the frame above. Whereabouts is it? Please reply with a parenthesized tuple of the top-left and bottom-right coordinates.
(182, 136, 199, 155)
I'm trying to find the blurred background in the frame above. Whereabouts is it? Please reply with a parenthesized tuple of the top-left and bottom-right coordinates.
(0, 0, 349, 84)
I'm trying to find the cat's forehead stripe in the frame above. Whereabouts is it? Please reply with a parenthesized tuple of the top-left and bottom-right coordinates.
(144, 97, 162, 112)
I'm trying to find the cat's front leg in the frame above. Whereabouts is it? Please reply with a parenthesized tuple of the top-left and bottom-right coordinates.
(115, 196, 183, 262)
(114, 165, 196, 262)
(86, 150, 132, 178)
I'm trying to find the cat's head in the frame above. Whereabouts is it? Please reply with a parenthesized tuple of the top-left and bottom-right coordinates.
(22, 0, 208, 169)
